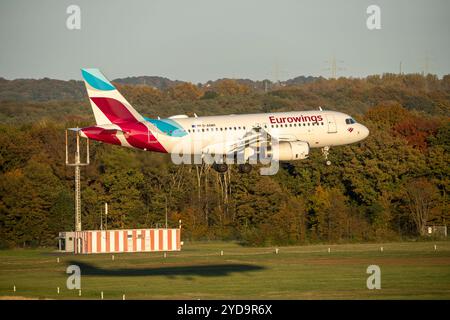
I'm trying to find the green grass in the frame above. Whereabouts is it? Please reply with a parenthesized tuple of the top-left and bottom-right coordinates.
(0, 241, 449, 299)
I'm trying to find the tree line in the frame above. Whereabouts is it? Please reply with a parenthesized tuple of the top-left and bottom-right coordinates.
(0, 73, 448, 247)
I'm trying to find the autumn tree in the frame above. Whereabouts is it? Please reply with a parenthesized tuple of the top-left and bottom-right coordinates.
(404, 178, 439, 236)
(168, 83, 202, 101)
(212, 79, 251, 96)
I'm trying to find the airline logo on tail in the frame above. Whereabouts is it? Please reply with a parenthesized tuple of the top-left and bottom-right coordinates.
(81, 68, 145, 125)
(80, 68, 167, 153)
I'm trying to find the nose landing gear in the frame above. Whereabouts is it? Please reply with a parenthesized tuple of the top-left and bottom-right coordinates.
(322, 146, 331, 166)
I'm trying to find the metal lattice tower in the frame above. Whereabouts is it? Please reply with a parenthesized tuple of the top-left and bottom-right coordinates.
(66, 129, 90, 232)
(325, 56, 345, 79)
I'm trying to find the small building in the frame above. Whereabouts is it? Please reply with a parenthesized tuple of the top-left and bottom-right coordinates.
(58, 228, 181, 254)
(58, 231, 75, 252)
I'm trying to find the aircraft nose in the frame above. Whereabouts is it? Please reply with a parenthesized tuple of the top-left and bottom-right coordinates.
(360, 125, 369, 140)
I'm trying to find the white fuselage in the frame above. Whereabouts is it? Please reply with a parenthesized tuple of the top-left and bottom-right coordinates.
(151, 110, 369, 155)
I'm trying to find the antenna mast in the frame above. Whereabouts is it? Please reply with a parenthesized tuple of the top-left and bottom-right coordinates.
(65, 129, 90, 232)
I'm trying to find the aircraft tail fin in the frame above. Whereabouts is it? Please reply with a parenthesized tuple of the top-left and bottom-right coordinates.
(81, 68, 145, 125)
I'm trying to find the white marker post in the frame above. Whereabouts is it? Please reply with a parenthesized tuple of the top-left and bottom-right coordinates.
(79, 289, 82, 296)
(220, 250, 224, 256)
(57, 287, 60, 294)
(57, 257, 60, 263)
(122, 294, 126, 300)
(328, 248, 331, 253)
(275, 248, 279, 254)
(101, 291, 104, 300)
(112, 255, 115, 261)
(380, 247, 384, 252)
(434, 244, 437, 251)
(13, 285, 16, 293)
(164, 252, 167, 258)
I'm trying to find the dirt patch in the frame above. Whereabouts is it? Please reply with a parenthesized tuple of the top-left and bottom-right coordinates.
(0, 295, 39, 300)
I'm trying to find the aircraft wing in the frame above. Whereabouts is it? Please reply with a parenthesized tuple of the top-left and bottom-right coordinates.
(201, 127, 297, 156)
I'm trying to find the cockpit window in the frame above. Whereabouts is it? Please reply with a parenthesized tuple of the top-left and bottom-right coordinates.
(345, 118, 356, 124)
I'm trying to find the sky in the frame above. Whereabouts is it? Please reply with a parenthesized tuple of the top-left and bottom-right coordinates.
(0, 0, 449, 83)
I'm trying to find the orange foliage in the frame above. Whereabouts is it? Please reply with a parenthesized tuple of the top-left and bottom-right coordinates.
(393, 116, 440, 151)
(365, 103, 411, 127)
(114, 83, 163, 105)
(168, 83, 202, 101)
(212, 79, 251, 96)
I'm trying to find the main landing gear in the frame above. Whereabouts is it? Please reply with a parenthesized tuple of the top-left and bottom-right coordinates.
(212, 163, 253, 174)
(322, 146, 332, 166)
(212, 163, 228, 173)
(238, 163, 252, 174)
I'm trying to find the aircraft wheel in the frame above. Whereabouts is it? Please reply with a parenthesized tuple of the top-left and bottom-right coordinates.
(213, 163, 228, 173)
(238, 163, 252, 174)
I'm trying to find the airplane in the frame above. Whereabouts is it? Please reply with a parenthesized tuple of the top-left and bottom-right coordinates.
(78, 68, 369, 174)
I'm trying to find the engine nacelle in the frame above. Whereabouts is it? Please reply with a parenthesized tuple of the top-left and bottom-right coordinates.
(273, 141, 310, 161)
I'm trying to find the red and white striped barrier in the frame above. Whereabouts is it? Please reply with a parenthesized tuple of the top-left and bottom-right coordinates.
(73, 228, 181, 254)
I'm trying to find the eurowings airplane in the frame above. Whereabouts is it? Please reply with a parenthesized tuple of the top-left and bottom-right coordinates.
(78, 69, 369, 174)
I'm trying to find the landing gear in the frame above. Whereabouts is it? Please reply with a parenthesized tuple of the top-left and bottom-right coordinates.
(212, 163, 252, 173)
(322, 146, 331, 166)
(213, 163, 228, 173)
(238, 163, 252, 174)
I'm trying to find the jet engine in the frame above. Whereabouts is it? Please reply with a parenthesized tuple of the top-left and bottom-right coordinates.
(272, 141, 310, 161)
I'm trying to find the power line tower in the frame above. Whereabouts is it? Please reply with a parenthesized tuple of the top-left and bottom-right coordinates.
(272, 61, 288, 86)
(422, 54, 432, 75)
(65, 129, 90, 232)
(324, 56, 345, 79)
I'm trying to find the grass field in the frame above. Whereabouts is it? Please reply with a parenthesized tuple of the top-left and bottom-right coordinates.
(0, 241, 449, 300)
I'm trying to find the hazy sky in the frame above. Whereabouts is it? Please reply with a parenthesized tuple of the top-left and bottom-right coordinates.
(1, 0, 449, 82)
